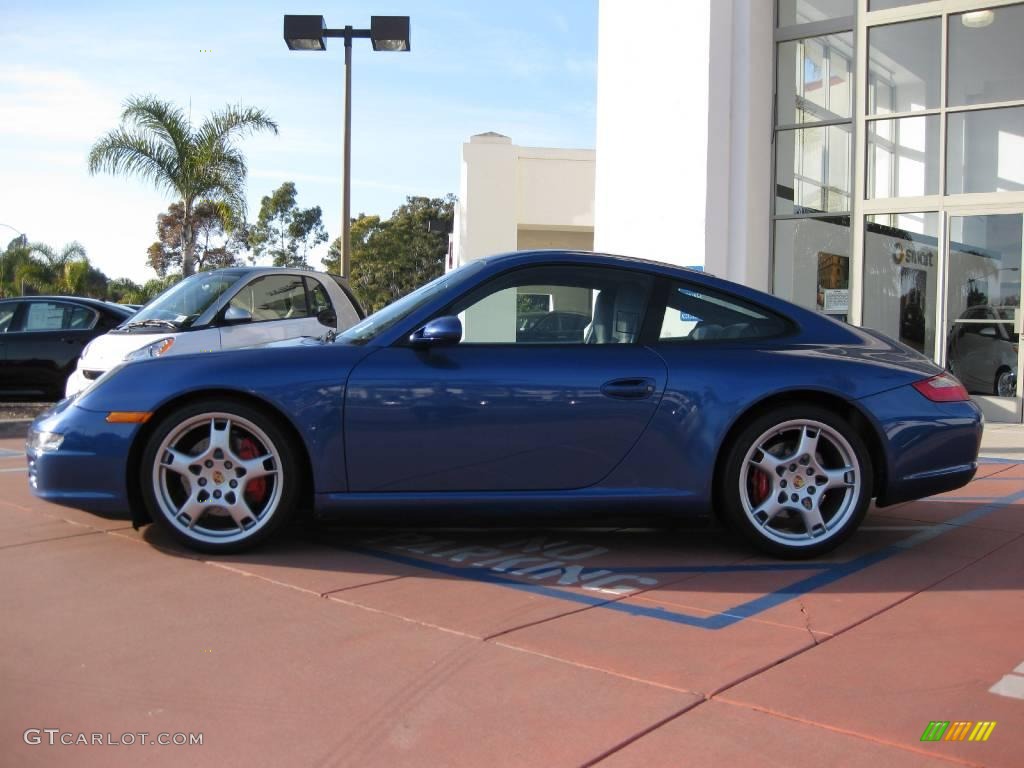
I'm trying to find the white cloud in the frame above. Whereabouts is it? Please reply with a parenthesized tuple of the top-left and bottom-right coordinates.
(0, 67, 121, 144)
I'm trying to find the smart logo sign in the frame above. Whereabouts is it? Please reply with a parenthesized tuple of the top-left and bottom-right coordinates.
(360, 533, 659, 596)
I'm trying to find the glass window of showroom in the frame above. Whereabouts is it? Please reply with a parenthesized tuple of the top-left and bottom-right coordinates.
(773, 1, 1024, 399)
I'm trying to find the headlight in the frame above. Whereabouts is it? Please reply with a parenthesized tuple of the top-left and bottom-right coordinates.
(124, 337, 175, 362)
(27, 430, 64, 453)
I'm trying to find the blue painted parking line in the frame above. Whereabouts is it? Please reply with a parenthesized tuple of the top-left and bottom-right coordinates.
(0, 448, 23, 457)
(346, 486, 1024, 630)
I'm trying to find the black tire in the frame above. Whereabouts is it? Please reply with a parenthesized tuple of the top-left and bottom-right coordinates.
(718, 404, 873, 559)
(140, 399, 299, 554)
(994, 367, 1015, 398)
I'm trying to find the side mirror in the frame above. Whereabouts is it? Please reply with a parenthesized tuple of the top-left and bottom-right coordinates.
(222, 306, 253, 325)
(409, 315, 462, 347)
(317, 307, 337, 328)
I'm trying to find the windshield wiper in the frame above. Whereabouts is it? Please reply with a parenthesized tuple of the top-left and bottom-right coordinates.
(123, 318, 181, 330)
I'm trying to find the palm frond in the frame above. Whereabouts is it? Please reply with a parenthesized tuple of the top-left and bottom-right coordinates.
(27, 242, 56, 265)
(88, 128, 181, 197)
(199, 104, 279, 147)
(120, 95, 192, 165)
(60, 241, 87, 263)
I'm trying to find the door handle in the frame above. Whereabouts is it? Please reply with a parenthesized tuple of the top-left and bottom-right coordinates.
(601, 377, 656, 400)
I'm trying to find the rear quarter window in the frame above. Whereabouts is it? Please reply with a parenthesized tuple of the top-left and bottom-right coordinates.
(659, 282, 791, 342)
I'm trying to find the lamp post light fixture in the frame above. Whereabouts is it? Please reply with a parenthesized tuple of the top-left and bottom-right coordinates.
(283, 14, 410, 279)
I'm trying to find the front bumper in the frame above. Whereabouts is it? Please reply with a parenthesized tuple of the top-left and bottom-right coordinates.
(859, 385, 983, 507)
(27, 400, 139, 516)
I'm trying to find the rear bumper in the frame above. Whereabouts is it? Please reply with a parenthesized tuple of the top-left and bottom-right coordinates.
(859, 386, 983, 507)
(27, 401, 137, 517)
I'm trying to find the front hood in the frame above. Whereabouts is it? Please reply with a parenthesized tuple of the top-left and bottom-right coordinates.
(79, 332, 172, 370)
(74, 342, 372, 415)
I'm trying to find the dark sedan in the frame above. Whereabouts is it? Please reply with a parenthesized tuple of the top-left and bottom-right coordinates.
(27, 251, 982, 558)
(0, 296, 134, 400)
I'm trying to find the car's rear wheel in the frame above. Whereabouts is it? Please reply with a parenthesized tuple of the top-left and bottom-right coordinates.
(995, 367, 1015, 397)
(140, 400, 297, 553)
(719, 405, 872, 558)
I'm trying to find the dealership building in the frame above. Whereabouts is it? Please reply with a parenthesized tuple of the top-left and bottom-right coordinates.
(452, 0, 1024, 421)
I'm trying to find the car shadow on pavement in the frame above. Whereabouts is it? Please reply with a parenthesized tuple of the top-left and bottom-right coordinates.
(133, 491, 1024, 633)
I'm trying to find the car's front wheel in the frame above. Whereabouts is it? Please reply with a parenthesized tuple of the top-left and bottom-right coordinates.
(719, 405, 872, 558)
(140, 400, 298, 553)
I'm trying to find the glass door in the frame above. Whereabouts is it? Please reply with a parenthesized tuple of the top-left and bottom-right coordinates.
(945, 212, 1024, 422)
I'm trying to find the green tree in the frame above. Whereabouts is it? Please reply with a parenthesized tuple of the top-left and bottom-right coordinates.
(248, 181, 328, 267)
(6, 241, 109, 298)
(0, 236, 32, 297)
(147, 201, 243, 276)
(107, 277, 146, 305)
(89, 95, 277, 276)
(325, 195, 454, 313)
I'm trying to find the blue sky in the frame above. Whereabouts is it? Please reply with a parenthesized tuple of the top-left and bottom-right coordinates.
(0, 0, 597, 282)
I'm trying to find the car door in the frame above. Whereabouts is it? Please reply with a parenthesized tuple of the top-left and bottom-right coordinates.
(344, 264, 667, 492)
(218, 274, 323, 349)
(0, 300, 22, 394)
(4, 300, 98, 396)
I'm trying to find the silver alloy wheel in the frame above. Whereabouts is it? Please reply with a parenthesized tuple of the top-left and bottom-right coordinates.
(739, 418, 860, 549)
(997, 369, 1016, 398)
(151, 412, 283, 545)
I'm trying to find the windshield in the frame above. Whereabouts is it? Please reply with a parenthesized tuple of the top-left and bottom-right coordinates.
(125, 273, 238, 329)
(338, 261, 486, 345)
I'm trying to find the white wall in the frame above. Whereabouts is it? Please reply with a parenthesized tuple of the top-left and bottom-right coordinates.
(593, 0, 709, 267)
(455, 133, 518, 269)
(452, 134, 595, 269)
(593, 0, 773, 288)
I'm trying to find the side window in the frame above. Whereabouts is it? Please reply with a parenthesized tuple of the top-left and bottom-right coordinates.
(305, 278, 333, 314)
(0, 302, 17, 332)
(68, 306, 96, 329)
(229, 276, 309, 322)
(21, 302, 96, 332)
(659, 282, 789, 342)
(446, 266, 653, 345)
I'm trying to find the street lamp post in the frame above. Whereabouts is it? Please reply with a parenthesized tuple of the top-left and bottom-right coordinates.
(284, 14, 410, 280)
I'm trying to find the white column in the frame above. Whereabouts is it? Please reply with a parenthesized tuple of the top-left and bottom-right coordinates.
(453, 133, 518, 268)
(594, 0, 773, 290)
(594, 0, 710, 268)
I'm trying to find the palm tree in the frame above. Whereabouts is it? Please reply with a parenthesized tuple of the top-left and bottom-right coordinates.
(88, 95, 278, 276)
(30, 241, 87, 272)
(15, 241, 93, 295)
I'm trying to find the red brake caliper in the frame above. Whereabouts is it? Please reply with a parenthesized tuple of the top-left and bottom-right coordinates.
(749, 468, 771, 506)
(236, 437, 267, 507)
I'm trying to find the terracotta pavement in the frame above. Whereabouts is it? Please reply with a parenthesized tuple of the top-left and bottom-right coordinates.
(0, 436, 1021, 767)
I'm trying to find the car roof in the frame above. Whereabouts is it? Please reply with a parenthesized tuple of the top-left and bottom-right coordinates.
(202, 266, 343, 279)
(476, 249, 708, 276)
(0, 295, 134, 315)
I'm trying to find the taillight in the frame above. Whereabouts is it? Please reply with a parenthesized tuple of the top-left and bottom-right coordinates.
(912, 373, 970, 402)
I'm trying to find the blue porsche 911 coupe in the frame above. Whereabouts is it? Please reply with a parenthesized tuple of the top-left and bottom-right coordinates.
(27, 251, 982, 557)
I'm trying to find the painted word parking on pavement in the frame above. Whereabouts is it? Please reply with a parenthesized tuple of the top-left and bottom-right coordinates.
(347, 483, 1024, 631)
